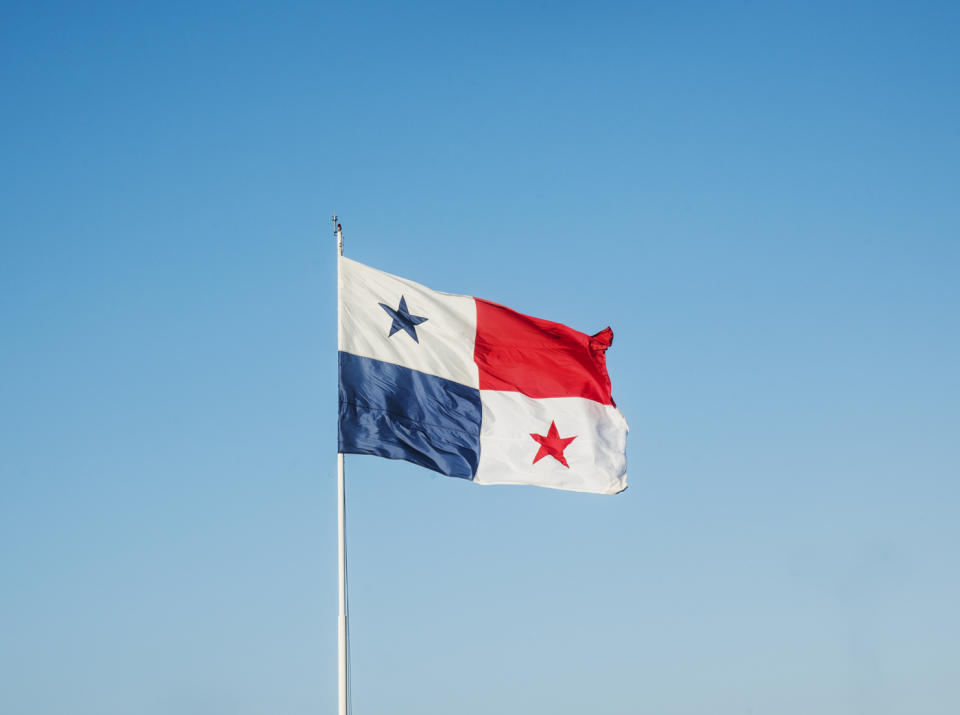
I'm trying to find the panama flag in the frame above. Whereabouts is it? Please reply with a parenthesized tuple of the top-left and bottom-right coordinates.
(338, 257, 628, 494)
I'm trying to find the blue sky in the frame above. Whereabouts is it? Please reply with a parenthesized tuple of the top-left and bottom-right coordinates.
(2, 1, 958, 713)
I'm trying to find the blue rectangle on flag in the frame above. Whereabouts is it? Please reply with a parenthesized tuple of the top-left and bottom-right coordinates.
(338, 352, 482, 479)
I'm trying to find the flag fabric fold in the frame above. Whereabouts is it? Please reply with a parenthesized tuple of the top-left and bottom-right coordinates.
(337, 257, 628, 495)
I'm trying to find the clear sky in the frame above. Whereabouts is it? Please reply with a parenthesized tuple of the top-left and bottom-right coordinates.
(2, 1, 958, 713)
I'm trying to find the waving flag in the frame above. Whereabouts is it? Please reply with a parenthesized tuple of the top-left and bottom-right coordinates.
(338, 257, 628, 494)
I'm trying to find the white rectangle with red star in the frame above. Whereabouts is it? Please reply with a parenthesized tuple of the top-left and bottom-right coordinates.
(474, 392, 628, 494)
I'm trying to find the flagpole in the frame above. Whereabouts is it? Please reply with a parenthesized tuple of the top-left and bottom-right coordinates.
(334, 215, 347, 715)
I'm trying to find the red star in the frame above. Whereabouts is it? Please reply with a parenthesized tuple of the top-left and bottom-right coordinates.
(530, 420, 577, 468)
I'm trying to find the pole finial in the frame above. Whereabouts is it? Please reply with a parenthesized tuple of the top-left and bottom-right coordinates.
(333, 214, 344, 256)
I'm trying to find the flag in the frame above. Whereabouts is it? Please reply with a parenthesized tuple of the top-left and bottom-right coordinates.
(338, 257, 628, 494)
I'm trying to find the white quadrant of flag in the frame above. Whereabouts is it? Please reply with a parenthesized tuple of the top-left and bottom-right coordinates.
(339, 257, 479, 388)
(475, 391, 628, 494)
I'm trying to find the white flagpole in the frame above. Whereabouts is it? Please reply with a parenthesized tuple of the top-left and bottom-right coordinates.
(334, 215, 348, 715)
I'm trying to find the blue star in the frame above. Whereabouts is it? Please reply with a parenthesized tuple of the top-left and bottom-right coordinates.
(379, 295, 428, 343)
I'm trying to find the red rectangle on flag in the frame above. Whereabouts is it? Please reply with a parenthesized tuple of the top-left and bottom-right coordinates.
(473, 298, 615, 405)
